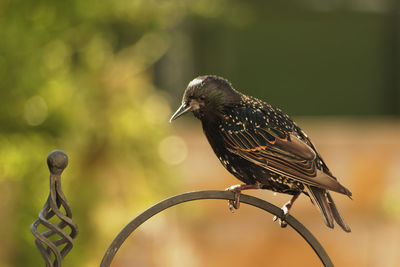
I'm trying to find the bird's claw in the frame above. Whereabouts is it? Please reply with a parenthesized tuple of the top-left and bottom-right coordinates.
(228, 200, 238, 213)
(225, 183, 262, 213)
(226, 185, 242, 213)
(273, 215, 288, 228)
(273, 197, 296, 228)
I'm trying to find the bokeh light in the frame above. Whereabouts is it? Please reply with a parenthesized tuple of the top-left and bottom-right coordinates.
(24, 96, 48, 126)
(158, 135, 188, 165)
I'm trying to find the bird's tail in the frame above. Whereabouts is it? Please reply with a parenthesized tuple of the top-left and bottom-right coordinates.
(306, 185, 351, 232)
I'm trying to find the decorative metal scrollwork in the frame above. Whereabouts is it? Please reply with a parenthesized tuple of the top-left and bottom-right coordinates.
(31, 150, 78, 267)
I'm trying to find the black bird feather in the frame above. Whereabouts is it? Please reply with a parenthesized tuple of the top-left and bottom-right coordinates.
(170, 75, 352, 232)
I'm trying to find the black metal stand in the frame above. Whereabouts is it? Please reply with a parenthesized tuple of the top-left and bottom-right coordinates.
(31, 151, 334, 267)
(100, 190, 334, 267)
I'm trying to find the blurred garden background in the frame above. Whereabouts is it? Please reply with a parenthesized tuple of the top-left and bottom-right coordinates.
(1, 0, 399, 266)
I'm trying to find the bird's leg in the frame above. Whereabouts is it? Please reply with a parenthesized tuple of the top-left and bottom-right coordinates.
(225, 182, 262, 212)
(273, 193, 300, 228)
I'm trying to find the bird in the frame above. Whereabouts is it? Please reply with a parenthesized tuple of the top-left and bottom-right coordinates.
(169, 75, 352, 232)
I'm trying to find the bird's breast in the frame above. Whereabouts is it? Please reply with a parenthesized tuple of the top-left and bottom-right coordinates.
(201, 120, 259, 185)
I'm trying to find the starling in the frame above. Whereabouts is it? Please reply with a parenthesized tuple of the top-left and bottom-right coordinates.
(170, 75, 352, 232)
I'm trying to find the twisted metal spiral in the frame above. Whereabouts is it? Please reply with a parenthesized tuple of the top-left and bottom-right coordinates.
(31, 150, 78, 267)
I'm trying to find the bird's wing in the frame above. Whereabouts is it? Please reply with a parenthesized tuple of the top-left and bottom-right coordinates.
(221, 125, 350, 195)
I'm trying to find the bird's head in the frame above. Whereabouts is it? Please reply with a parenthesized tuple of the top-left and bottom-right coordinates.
(170, 75, 241, 122)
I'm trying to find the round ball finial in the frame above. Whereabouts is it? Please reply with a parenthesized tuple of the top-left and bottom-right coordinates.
(47, 150, 68, 174)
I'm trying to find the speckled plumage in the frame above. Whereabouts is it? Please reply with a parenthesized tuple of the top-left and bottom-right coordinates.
(203, 97, 305, 194)
(170, 75, 352, 232)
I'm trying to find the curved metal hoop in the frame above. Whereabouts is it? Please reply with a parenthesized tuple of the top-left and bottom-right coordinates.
(101, 190, 333, 267)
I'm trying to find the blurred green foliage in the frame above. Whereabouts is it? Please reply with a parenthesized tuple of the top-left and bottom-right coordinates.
(0, 0, 190, 266)
(0, 0, 398, 266)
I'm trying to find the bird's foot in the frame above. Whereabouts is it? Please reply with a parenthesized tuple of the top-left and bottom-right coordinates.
(272, 203, 291, 228)
(225, 185, 242, 212)
(273, 193, 300, 228)
(225, 183, 262, 213)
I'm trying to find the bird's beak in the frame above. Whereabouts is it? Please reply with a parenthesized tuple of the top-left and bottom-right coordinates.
(169, 103, 192, 123)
